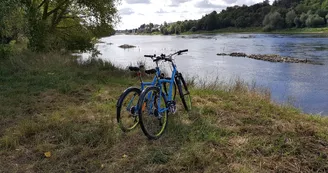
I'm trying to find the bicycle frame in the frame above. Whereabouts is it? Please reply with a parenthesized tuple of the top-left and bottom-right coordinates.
(153, 61, 178, 114)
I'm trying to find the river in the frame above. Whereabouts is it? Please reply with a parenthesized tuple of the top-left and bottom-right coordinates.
(81, 34, 328, 115)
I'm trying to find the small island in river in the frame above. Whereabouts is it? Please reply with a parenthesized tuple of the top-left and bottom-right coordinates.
(217, 52, 324, 65)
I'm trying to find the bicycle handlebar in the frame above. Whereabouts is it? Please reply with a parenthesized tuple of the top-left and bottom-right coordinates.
(144, 54, 155, 58)
(177, 49, 188, 54)
(143, 49, 188, 63)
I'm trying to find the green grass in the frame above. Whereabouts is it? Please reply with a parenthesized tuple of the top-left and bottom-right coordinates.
(271, 27, 328, 34)
(1, 51, 328, 172)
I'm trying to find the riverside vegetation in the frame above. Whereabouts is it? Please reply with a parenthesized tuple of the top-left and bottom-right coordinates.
(1, 52, 328, 172)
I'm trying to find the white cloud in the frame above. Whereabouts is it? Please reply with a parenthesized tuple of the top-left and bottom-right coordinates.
(119, 8, 134, 15)
(156, 9, 169, 13)
(195, 0, 227, 8)
(223, 0, 238, 4)
(169, 0, 192, 7)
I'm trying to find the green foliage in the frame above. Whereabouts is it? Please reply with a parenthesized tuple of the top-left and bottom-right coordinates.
(263, 11, 285, 31)
(300, 12, 309, 27)
(286, 10, 297, 27)
(294, 17, 302, 28)
(0, 0, 26, 44)
(1, 0, 119, 52)
(306, 14, 325, 27)
(204, 11, 218, 31)
(0, 44, 12, 59)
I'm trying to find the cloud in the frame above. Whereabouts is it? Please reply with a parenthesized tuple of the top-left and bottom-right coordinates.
(119, 8, 134, 15)
(125, 0, 151, 4)
(195, 0, 227, 8)
(169, 0, 192, 7)
(156, 9, 169, 13)
(223, 0, 238, 4)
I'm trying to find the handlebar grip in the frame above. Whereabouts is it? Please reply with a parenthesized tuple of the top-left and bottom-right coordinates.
(180, 49, 188, 53)
(164, 58, 172, 62)
(144, 55, 153, 58)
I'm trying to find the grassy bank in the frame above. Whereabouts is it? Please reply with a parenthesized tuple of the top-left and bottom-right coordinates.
(1, 52, 328, 172)
(271, 27, 328, 34)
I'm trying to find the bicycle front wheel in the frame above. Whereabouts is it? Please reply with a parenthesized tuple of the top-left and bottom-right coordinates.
(138, 87, 168, 140)
(176, 73, 192, 111)
(116, 87, 141, 132)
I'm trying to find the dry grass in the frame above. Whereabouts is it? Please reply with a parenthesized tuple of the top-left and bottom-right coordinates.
(0, 51, 328, 172)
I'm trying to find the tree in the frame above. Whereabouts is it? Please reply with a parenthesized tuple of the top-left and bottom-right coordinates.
(235, 16, 249, 28)
(0, 0, 26, 44)
(20, 0, 119, 51)
(263, 11, 285, 31)
(286, 10, 297, 27)
(149, 23, 154, 29)
(294, 17, 301, 28)
(263, 0, 270, 5)
(204, 11, 217, 31)
(316, 9, 328, 24)
(174, 24, 181, 34)
(306, 14, 325, 27)
(300, 12, 308, 27)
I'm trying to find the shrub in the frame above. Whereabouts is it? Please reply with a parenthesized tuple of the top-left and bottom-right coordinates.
(263, 11, 285, 31)
(300, 13, 308, 27)
(286, 10, 297, 27)
(306, 14, 325, 27)
(294, 17, 301, 28)
(0, 44, 12, 59)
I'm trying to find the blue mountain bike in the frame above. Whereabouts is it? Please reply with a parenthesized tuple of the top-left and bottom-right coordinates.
(116, 61, 177, 132)
(137, 49, 192, 139)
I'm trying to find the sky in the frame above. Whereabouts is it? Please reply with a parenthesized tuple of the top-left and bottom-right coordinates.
(116, 0, 265, 30)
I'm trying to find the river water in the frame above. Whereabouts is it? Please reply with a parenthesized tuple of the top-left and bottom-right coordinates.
(82, 34, 328, 115)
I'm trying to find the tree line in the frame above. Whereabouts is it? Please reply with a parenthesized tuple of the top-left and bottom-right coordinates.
(130, 0, 328, 35)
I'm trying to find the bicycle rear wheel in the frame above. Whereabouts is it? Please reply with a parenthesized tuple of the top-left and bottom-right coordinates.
(116, 87, 141, 132)
(138, 86, 168, 140)
(176, 73, 192, 111)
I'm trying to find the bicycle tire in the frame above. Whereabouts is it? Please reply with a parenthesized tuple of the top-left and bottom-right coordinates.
(138, 86, 168, 140)
(176, 73, 192, 111)
(116, 87, 141, 132)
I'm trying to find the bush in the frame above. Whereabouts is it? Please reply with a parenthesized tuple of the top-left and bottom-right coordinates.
(235, 16, 249, 28)
(299, 13, 307, 27)
(286, 10, 297, 27)
(0, 44, 12, 59)
(306, 14, 325, 27)
(294, 17, 301, 28)
(263, 11, 285, 31)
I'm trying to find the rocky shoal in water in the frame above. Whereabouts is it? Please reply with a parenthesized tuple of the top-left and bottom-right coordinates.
(118, 44, 136, 49)
(217, 52, 323, 65)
